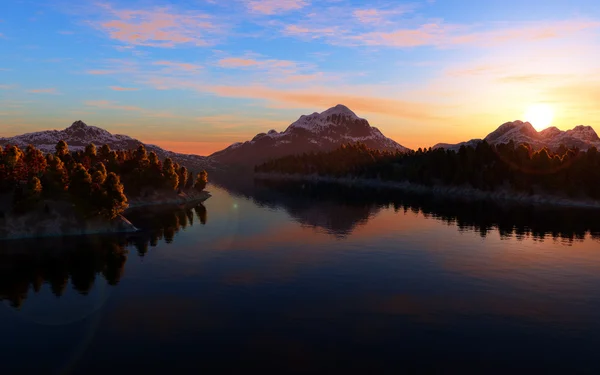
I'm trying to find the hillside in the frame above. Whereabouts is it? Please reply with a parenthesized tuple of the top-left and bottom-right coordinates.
(210, 104, 409, 166)
(433, 121, 600, 151)
(0, 121, 216, 172)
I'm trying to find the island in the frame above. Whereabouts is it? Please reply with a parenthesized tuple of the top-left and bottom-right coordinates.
(0, 141, 210, 240)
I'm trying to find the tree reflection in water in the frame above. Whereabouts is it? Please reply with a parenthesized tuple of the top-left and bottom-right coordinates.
(212, 174, 600, 244)
(0, 203, 208, 308)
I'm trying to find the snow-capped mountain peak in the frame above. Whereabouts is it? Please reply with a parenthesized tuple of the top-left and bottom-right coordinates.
(435, 121, 600, 152)
(210, 104, 409, 166)
(0, 121, 214, 171)
(484, 120, 538, 144)
(320, 104, 360, 119)
(564, 125, 600, 142)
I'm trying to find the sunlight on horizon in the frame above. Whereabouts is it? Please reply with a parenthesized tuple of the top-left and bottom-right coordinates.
(524, 104, 555, 131)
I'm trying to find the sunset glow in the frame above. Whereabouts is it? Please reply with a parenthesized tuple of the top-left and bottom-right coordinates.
(1, 0, 600, 153)
(524, 104, 555, 131)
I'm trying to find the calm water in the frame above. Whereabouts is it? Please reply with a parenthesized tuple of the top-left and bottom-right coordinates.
(2, 178, 600, 374)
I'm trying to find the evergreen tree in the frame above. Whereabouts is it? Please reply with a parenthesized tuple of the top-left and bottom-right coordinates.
(69, 163, 93, 212)
(101, 172, 128, 219)
(91, 162, 108, 185)
(186, 171, 194, 189)
(24, 144, 47, 178)
(194, 170, 208, 191)
(55, 140, 69, 158)
(43, 154, 69, 195)
(85, 143, 97, 158)
(162, 157, 179, 190)
(177, 166, 188, 190)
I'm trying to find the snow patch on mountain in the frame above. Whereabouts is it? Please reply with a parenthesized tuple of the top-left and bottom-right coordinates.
(210, 104, 409, 166)
(433, 120, 600, 152)
(0, 121, 216, 171)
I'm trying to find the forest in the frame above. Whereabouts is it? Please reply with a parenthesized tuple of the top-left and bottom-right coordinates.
(0, 141, 209, 219)
(256, 141, 600, 200)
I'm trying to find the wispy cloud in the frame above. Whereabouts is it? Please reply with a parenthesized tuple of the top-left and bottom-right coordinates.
(85, 100, 142, 111)
(217, 57, 296, 70)
(206, 85, 444, 121)
(353, 6, 415, 25)
(109, 86, 139, 91)
(27, 88, 58, 94)
(93, 3, 220, 48)
(245, 0, 309, 15)
(153, 60, 202, 72)
(281, 5, 600, 49)
(87, 69, 115, 75)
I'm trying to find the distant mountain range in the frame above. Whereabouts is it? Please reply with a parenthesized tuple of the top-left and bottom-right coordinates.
(0, 120, 216, 172)
(209, 104, 409, 166)
(433, 120, 600, 152)
(2, 108, 598, 171)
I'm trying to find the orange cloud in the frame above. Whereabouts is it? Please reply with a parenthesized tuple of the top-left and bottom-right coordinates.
(27, 88, 58, 94)
(109, 86, 139, 91)
(284, 24, 339, 38)
(218, 58, 260, 68)
(283, 16, 600, 48)
(95, 3, 218, 47)
(246, 0, 309, 15)
(217, 57, 296, 70)
(153, 60, 202, 72)
(84, 100, 143, 111)
(206, 85, 445, 121)
(353, 6, 414, 25)
(87, 69, 114, 75)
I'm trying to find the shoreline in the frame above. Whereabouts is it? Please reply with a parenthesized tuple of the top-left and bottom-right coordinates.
(0, 190, 211, 241)
(255, 173, 600, 210)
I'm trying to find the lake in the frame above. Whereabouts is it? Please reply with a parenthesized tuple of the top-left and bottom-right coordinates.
(2, 177, 600, 374)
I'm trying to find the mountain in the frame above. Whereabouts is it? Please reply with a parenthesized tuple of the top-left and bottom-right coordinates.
(433, 121, 600, 151)
(0, 120, 216, 172)
(210, 104, 409, 166)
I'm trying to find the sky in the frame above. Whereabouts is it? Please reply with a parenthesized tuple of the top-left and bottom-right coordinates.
(1, 0, 600, 155)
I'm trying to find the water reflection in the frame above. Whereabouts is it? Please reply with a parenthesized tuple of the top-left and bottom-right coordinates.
(126, 204, 207, 255)
(0, 203, 208, 308)
(213, 174, 600, 244)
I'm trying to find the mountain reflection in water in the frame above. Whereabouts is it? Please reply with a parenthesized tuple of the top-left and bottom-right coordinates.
(213, 174, 600, 243)
(2, 179, 600, 374)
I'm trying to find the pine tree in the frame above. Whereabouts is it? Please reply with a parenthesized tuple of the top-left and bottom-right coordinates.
(101, 172, 128, 219)
(99, 144, 111, 159)
(91, 162, 108, 185)
(24, 144, 47, 178)
(162, 157, 179, 190)
(69, 163, 93, 211)
(55, 140, 69, 158)
(85, 143, 97, 158)
(177, 166, 188, 190)
(186, 171, 194, 189)
(43, 154, 69, 195)
(194, 170, 208, 191)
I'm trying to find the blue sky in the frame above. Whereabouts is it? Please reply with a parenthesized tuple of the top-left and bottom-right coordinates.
(1, 0, 600, 154)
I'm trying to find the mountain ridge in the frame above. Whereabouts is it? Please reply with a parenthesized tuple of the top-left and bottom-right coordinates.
(433, 121, 600, 152)
(0, 121, 216, 172)
(210, 104, 409, 166)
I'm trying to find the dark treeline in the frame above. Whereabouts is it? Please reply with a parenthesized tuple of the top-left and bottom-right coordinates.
(250, 179, 600, 243)
(0, 203, 208, 308)
(256, 141, 600, 199)
(0, 141, 209, 218)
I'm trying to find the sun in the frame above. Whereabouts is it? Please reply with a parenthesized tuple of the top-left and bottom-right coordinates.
(524, 104, 554, 131)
